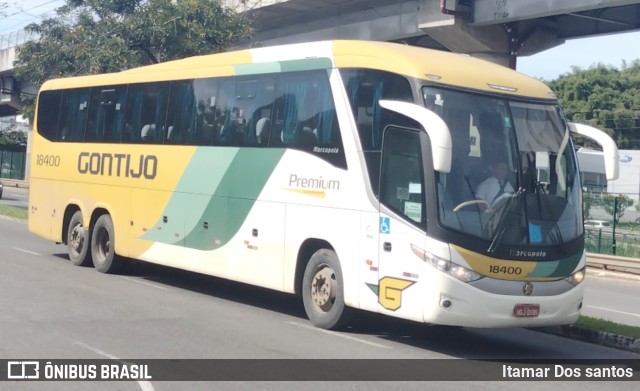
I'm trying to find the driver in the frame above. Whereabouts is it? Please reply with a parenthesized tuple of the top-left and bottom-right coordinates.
(475, 156, 514, 207)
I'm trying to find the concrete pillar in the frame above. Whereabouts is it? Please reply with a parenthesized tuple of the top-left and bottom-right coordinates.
(419, 0, 512, 67)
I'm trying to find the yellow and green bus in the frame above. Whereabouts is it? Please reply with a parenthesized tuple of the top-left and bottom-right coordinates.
(29, 40, 618, 329)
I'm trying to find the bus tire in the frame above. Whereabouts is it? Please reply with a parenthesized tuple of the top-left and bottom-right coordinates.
(302, 249, 350, 330)
(67, 210, 92, 266)
(91, 214, 123, 274)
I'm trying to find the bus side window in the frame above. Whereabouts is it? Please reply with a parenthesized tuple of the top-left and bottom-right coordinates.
(57, 88, 90, 142)
(340, 69, 413, 151)
(166, 80, 196, 145)
(86, 86, 127, 143)
(341, 68, 413, 188)
(212, 79, 236, 146)
(123, 82, 169, 144)
(240, 76, 275, 147)
(36, 91, 62, 141)
(271, 70, 346, 168)
(193, 78, 218, 146)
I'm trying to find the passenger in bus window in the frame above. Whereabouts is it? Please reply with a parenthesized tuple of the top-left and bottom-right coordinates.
(229, 107, 246, 145)
(141, 123, 156, 142)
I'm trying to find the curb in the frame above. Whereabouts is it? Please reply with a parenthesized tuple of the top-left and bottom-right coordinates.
(538, 325, 640, 354)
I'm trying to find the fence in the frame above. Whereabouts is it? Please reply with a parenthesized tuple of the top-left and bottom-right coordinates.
(583, 192, 640, 258)
(0, 146, 26, 180)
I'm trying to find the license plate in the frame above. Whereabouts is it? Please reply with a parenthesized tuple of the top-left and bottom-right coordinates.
(513, 304, 540, 318)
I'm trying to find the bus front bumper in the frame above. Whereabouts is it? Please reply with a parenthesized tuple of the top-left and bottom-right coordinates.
(423, 275, 584, 328)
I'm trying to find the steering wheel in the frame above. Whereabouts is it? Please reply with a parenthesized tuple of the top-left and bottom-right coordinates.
(453, 199, 491, 212)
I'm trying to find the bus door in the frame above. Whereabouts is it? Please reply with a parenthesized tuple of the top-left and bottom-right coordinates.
(376, 125, 427, 322)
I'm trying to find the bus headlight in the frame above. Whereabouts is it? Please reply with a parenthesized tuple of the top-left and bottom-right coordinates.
(410, 244, 483, 283)
(565, 267, 585, 286)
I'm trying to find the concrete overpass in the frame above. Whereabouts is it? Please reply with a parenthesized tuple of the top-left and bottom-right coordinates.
(2, 0, 640, 117)
(242, 0, 640, 66)
(0, 29, 35, 117)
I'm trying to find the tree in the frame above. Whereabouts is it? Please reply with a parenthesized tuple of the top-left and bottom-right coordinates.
(547, 62, 640, 149)
(13, 0, 251, 120)
(582, 191, 596, 220)
(601, 194, 634, 224)
(0, 125, 27, 147)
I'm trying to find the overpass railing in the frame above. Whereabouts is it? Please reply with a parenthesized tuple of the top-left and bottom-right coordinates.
(0, 29, 37, 50)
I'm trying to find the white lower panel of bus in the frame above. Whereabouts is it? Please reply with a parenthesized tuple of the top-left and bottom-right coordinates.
(423, 274, 583, 328)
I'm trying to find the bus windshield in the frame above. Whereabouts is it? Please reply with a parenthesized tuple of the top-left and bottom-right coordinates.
(423, 87, 582, 249)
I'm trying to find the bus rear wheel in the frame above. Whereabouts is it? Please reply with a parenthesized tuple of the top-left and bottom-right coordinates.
(67, 210, 92, 266)
(91, 214, 123, 274)
(302, 249, 350, 330)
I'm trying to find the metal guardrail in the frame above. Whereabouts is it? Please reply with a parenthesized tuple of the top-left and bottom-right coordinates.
(586, 252, 640, 273)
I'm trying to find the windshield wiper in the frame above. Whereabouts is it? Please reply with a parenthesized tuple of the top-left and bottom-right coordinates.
(487, 187, 526, 253)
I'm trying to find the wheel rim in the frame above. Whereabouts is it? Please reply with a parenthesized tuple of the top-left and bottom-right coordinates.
(95, 226, 110, 262)
(69, 223, 84, 255)
(310, 264, 337, 313)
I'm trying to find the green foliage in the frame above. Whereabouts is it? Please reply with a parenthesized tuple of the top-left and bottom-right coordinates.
(582, 192, 596, 220)
(548, 61, 640, 149)
(0, 124, 27, 147)
(601, 193, 634, 223)
(13, 0, 251, 120)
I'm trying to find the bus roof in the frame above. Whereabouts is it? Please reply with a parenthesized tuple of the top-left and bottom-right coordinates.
(40, 40, 554, 100)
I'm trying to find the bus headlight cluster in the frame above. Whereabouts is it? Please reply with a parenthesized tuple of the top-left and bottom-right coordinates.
(410, 244, 483, 283)
(564, 267, 585, 286)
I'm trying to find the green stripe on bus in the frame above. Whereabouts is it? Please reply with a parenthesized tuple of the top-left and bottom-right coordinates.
(234, 58, 332, 75)
(528, 260, 559, 278)
(548, 251, 583, 277)
(142, 148, 285, 250)
(235, 62, 282, 75)
(279, 58, 333, 72)
(528, 252, 582, 278)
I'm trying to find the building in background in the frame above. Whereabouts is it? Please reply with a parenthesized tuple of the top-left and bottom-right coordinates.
(577, 148, 640, 204)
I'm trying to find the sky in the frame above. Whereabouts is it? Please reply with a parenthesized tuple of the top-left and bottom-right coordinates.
(0, 0, 61, 35)
(517, 30, 640, 81)
(2, 0, 640, 81)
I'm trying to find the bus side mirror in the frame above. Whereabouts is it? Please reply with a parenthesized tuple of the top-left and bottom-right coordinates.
(568, 122, 619, 180)
(379, 100, 452, 173)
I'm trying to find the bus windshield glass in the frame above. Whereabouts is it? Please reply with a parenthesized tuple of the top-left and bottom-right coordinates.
(423, 87, 582, 249)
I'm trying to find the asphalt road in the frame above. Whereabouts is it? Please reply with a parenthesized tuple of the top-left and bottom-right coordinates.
(0, 186, 28, 209)
(582, 269, 640, 326)
(0, 217, 638, 390)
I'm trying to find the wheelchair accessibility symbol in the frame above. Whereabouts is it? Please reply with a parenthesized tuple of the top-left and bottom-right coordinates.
(380, 217, 390, 234)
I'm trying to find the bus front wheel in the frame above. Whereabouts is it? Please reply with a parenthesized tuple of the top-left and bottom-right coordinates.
(67, 210, 92, 266)
(302, 249, 350, 330)
(91, 214, 123, 274)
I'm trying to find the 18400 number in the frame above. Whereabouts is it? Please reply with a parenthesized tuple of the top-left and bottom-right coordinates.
(488, 265, 522, 275)
(36, 154, 61, 166)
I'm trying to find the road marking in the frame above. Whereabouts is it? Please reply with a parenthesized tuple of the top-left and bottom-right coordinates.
(120, 276, 170, 291)
(73, 339, 155, 391)
(286, 321, 389, 349)
(585, 305, 640, 318)
(11, 247, 41, 256)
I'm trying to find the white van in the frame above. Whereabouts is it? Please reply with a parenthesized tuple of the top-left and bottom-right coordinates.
(584, 220, 611, 229)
